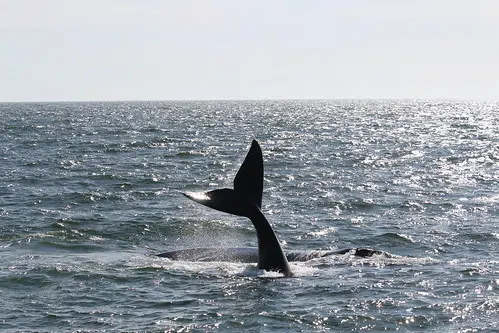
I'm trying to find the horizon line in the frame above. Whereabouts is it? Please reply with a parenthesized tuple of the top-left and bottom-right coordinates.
(1, 97, 497, 104)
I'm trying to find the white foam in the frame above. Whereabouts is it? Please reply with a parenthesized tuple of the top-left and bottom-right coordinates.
(135, 251, 437, 279)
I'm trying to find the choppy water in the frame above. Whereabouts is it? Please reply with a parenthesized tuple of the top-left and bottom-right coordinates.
(1, 100, 498, 332)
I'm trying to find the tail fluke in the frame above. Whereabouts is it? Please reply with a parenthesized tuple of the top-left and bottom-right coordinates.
(183, 189, 252, 217)
(234, 140, 263, 209)
(183, 139, 264, 216)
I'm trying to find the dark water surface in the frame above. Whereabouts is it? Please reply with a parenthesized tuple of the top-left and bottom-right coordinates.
(1, 100, 498, 332)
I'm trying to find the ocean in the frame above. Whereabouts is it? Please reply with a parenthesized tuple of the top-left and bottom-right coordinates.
(0, 100, 498, 332)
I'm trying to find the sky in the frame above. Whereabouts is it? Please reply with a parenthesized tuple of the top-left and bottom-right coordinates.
(0, 0, 498, 102)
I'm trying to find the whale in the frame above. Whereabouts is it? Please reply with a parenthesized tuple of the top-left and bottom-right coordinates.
(157, 140, 391, 277)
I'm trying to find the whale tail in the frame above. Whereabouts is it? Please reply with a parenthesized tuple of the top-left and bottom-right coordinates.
(182, 140, 292, 276)
(183, 140, 263, 216)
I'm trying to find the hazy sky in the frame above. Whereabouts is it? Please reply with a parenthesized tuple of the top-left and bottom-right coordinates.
(1, 0, 498, 101)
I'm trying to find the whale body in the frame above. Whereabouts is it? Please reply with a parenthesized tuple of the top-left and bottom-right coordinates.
(157, 247, 388, 262)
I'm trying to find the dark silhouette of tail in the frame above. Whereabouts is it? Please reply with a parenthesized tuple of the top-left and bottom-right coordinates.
(183, 140, 292, 276)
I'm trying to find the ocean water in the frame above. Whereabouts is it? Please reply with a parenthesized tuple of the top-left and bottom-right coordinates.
(0, 100, 498, 332)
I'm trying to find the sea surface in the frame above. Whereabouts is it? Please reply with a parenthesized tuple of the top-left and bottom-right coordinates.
(1, 100, 498, 332)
